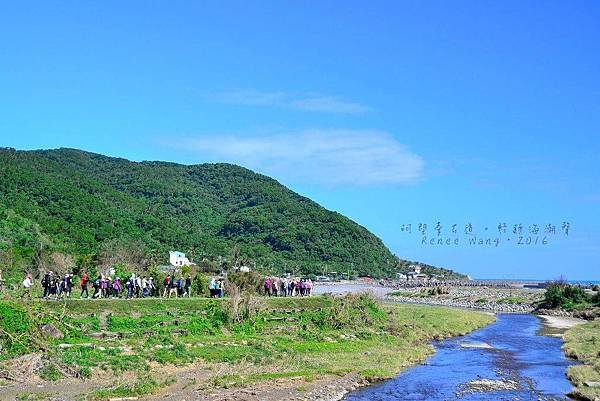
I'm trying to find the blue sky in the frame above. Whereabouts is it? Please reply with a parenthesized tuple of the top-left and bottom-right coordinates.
(1, 1, 599, 279)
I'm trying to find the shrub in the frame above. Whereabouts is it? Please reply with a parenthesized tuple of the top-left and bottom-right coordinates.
(314, 293, 387, 330)
(205, 299, 229, 324)
(39, 363, 63, 381)
(227, 284, 264, 323)
(0, 301, 37, 359)
(225, 271, 263, 294)
(191, 272, 211, 297)
(542, 282, 590, 310)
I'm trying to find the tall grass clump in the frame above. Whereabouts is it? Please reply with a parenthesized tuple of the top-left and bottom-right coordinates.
(312, 292, 388, 330)
(0, 301, 38, 359)
(226, 282, 264, 323)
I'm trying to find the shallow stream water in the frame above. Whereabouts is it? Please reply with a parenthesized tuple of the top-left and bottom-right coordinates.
(343, 314, 576, 401)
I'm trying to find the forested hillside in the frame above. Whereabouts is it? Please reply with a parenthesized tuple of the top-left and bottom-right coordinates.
(0, 148, 465, 281)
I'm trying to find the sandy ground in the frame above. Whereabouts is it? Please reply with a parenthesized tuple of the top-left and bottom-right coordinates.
(537, 315, 586, 329)
(0, 366, 365, 401)
(313, 282, 392, 299)
(152, 371, 365, 401)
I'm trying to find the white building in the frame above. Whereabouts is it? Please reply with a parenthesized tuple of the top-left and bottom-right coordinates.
(409, 264, 422, 274)
(169, 251, 194, 267)
(407, 264, 428, 280)
(407, 271, 428, 280)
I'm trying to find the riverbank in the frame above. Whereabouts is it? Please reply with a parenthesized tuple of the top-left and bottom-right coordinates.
(388, 286, 539, 313)
(563, 320, 600, 401)
(342, 314, 579, 401)
(538, 314, 586, 330)
(316, 281, 600, 400)
(314, 282, 541, 313)
(0, 295, 494, 401)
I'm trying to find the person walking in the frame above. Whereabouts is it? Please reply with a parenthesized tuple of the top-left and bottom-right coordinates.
(135, 275, 142, 298)
(264, 277, 272, 297)
(183, 275, 192, 297)
(148, 277, 155, 296)
(80, 272, 89, 298)
(112, 277, 122, 298)
(22, 273, 33, 299)
(126, 274, 136, 299)
(100, 275, 108, 298)
(41, 270, 52, 299)
(282, 277, 289, 297)
(163, 276, 171, 297)
(141, 277, 149, 297)
(50, 276, 59, 300)
(168, 277, 178, 298)
(209, 277, 216, 298)
(105, 277, 112, 298)
(64, 273, 73, 298)
(92, 275, 102, 298)
(176, 276, 184, 297)
(218, 278, 224, 298)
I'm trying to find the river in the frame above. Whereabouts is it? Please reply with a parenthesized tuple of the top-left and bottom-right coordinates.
(342, 314, 577, 401)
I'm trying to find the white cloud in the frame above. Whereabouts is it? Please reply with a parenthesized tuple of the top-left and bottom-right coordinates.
(175, 129, 424, 186)
(211, 90, 371, 114)
(212, 90, 286, 106)
(289, 96, 370, 113)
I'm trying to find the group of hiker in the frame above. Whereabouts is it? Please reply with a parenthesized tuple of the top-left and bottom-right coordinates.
(263, 277, 313, 297)
(16, 270, 314, 300)
(161, 275, 193, 298)
(40, 271, 74, 299)
(36, 270, 194, 300)
(208, 277, 225, 298)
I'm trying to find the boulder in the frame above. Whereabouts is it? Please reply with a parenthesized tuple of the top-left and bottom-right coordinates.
(39, 324, 63, 339)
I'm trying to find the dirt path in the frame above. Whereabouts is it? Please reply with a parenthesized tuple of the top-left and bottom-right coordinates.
(150, 371, 364, 401)
(0, 363, 365, 401)
(0, 377, 109, 401)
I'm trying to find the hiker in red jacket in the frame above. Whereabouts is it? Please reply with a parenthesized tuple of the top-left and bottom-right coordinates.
(80, 272, 89, 298)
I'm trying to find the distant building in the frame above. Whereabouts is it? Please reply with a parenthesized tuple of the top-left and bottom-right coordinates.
(409, 264, 422, 274)
(396, 273, 407, 281)
(169, 251, 195, 267)
(407, 271, 428, 280)
(407, 264, 428, 280)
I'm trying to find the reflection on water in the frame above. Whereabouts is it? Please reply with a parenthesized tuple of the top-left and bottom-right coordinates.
(343, 314, 576, 401)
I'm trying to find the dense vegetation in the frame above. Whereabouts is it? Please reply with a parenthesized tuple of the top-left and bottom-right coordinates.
(0, 147, 466, 281)
(541, 281, 599, 310)
(0, 295, 493, 400)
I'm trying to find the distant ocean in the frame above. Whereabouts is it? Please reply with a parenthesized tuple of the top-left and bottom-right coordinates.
(475, 278, 600, 285)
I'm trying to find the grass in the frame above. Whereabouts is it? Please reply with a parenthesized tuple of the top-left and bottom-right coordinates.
(496, 296, 530, 304)
(38, 364, 64, 381)
(89, 375, 175, 400)
(563, 320, 600, 401)
(210, 369, 318, 388)
(1, 294, 494, 397)
(388, 290, 431, 298)
(15, 393, 55, 401)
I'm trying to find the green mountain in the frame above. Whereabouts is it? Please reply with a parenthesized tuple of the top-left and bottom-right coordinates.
(0, 147, 465, 279)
